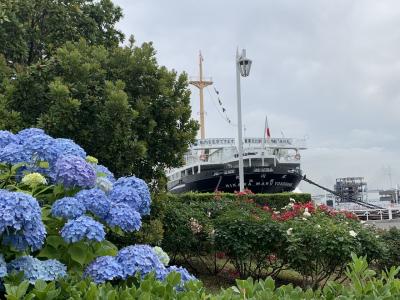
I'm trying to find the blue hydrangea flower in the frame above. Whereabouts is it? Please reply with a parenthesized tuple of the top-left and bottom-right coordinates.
(0, 130, 18, 148)
(53, 138, 86, 159)
(0, 190, 46, 251)
(84, 256, 123, 283)
(112, 177, 151, 216)
(104, 203, 142, 232)
(7, 256, 66, 283)
(155, 266, 169, 281)
(60, 216, 105, 243)
(0, 254, 6, 277)
(51, 197, 86, 219)
(21, 134, 56, 163)
(16, 128, 45, 140)
(0, 143, 30, 164)
(95, 165, 116, 183)
(54, 155, 96, 188)
(75, 188, 111, 219)
(116, 245, 165, 279)
(40, 259, 68, 281)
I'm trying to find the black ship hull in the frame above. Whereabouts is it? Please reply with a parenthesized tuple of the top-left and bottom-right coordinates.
(168, 166, 302, 194)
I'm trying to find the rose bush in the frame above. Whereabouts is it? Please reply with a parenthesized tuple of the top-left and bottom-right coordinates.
(162, 193, 386, 287)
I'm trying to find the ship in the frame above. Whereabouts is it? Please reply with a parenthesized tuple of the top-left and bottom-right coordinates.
(166, 52, 307, 194)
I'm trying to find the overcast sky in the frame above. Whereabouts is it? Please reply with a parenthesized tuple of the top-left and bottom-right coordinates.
(113, 0, 400, 194)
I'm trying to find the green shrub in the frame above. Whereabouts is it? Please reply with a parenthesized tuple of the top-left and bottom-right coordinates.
(283, 213, 385, 288)
(164, 191, 311, 210)
(379, 227, 400, 270)
(162, 201, 213, 263)
(215, 207, 287, 279)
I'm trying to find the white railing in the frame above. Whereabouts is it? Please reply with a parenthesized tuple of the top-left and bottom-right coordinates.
(350, 209, 400, 221)
(191, 137, 307, 150)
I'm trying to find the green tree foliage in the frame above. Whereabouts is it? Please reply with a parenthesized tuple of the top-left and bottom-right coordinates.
(0, 1, 198, 187)
(0, 40, 198, 184)
(0, 0, 123, 65)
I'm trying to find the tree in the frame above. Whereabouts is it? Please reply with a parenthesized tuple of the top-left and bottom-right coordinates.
(0, 0, 123, 65)
(0, 0, 198, 188)
(0, 39, 198, 187)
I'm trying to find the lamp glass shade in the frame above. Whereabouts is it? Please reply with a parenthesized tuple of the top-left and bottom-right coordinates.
(239, 58, 252, 77)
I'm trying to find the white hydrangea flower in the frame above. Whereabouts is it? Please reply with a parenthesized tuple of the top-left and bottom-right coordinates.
(316, 224, 321, 228)
(289, 198, 296, 203)
(153, 246, 170, 266)
(286, 228, 293, 236)
(21, 173, 47, 187)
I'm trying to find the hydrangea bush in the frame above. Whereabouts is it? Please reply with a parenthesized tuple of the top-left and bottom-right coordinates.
(0, 128, 195, 289)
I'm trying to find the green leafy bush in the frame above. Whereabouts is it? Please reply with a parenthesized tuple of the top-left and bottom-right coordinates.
(379, 227, 400, 270)
(162, 196, 386, 288)
(5, 255, 400, 299)
(164, 191, 311, 210)
(283, 213, 385, 288)
(215, 206, 287, 279)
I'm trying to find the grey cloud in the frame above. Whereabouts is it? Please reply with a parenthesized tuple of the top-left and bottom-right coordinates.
(114, 0, 400, 191)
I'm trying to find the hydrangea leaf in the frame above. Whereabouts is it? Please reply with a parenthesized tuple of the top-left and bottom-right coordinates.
(93, 241, 118, 257)
(38, 245, 59, 259)
(4, 280, 30, 299)
(166, 271, 181, 287)
(68, 243, 88, 266)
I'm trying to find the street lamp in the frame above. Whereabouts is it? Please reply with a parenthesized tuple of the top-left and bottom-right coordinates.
(236, 48, 252, 192)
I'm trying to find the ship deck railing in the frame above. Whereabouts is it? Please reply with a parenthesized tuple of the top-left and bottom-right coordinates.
(191, 137, 307, 150)
(183, 152, 301, 166)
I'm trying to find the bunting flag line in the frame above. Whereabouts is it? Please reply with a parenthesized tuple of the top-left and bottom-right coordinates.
(206, 85, 236, 127)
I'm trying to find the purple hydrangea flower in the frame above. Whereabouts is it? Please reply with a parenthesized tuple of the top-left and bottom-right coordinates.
(7, 256, 66, 283)
(75, 188, 111, 219)
(84, 256, 123, 283)
(112, 176, 151, 216)
(0, 130, 18, 148)
(54, 155, 96, 188)
(60, 216, 105, 243)
(104, 203, 141, 232)
(116, 245, 165, 279)
(0, 190, 46, 251)
(51, 197, 86, 219)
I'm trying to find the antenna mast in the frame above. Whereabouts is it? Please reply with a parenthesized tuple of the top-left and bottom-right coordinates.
(189, 51, 213, 139)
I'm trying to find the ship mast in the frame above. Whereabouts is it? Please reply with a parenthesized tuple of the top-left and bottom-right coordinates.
(189, 51, 213, 139)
